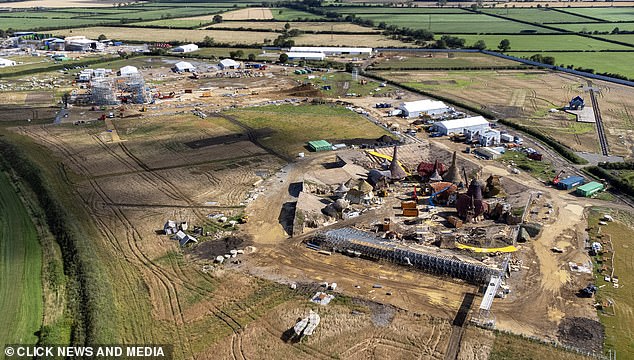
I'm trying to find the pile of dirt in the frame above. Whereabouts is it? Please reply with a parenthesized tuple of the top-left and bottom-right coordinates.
(557, 316, 604, 353)
(353, 298, 397, 327)
(284, 84, 322, 97)
(192, 234, 254, 257)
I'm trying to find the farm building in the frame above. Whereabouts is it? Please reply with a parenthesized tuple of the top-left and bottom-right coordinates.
(118, 65, 139, 76)
(569, 96, 585, 110)
(557, 176, 585, 190)
(286, 51, 326, 61)
(433, 116, 490, 136)
(307, 140, 332, 152)
(0, 58, 16, 67)
(173, 61, 195, 72)
(219, 58, 240, 70)
(398, 99, 450, 118)
(172, 43, 198, 53)
(576, 181, 604, 197)
(289, 46, 372, 55)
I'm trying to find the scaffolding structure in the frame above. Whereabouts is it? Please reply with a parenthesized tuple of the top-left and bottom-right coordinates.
(118, 73, 149, 104)
(90, 78, 117, 105)
(90, 73, 148, 105)
(315, 228, 501, 284)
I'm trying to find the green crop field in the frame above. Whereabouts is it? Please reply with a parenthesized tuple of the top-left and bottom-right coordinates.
(0, 17, 105, 30)
(82, 7, 224, 21)
(457, 34, 632, 51)
(555, 22, 634, 33)
(272, 8, 325, 20)
(598, 34, 634, 45)
(129, 19, 213, 28)
(332, 6, 470, 14)
(225, 104, 390, 156)
(482, 8, 597, 24)
(0, 11, 85, 18)
(587, 209, 634, 359)
(345, 13, 553, 33)
(561, 7, 634, 22)
(507, 51, 634, 78)
(0, 171, 43, 346)
(373, 52, 523, 69)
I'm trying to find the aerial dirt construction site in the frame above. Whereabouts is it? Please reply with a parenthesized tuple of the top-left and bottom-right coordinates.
(7, 50, 634, 360)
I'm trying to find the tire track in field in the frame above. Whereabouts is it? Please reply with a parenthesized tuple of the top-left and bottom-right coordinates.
(23, 128, 152, 343)
(118, 142, 191, 205)
(23, 126, 194, 359)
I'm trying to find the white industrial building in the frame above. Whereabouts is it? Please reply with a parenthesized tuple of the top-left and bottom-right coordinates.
(219, 58, 240, 69)
(0, 58, 16, 67)
(289, 46, 372, 55)
(285, 51, 326, 61)
(398, 99, 451, 118)
(172, 43, 199, 53)
(65, 36, 104, 51)
(433, 116, 490, 136)
(468, 128, 501, 147)
(118, 65, 139, 76)
(173, 61, 195, 72)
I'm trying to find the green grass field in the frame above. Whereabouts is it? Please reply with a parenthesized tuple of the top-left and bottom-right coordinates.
(458, 34, 632, 51)
(561, 7, 634, 22)
(292, 71, 397, 96)
(482, 8, 597, 24)
(506, 51, 634, 78)
(587, 209, 634, 359)
(373, 52, 524, 69)
(82, 7, 224, 21)
(0, 171, 43, 346)
(225, 104, 390, 156)
(554, 22, 634, 33)
(0, 17, 104, 30)
(348, 13, 552, 33)
(598, 34, 634, 45)
(489, 331, 593, 360)
(272, 8, 325, 20)
(332, 6, 470, 14)
(129, 19, 213, 28)
(499, 151, 556, 180)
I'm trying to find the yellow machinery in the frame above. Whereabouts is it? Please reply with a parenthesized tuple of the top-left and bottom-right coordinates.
(454, 242, 518, 253)
(364, 150, 410, 175)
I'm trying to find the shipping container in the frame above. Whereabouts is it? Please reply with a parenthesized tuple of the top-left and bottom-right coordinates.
(557, 176, 585, 190)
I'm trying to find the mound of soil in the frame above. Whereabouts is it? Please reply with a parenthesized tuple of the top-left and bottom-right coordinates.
(193, 234, 253, 258)
(557, 316, 604, 353)
(284, 84, 322, 97)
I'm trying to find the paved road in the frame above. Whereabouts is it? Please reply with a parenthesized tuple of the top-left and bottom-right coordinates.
(587, 80, 609, 156)
(53, 108, 68, 124)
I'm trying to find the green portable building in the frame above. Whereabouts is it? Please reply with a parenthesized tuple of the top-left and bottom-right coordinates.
(307, 140, 332, 152)
(576, 181, 604, 197)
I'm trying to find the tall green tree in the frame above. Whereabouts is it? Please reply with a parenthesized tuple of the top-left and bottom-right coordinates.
(498, 39, 511, 52)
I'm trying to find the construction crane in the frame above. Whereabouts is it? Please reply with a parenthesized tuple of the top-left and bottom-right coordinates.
(552, 170, 565, 185)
